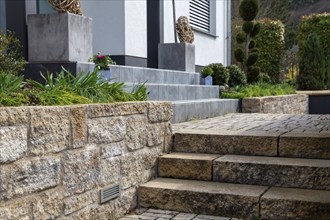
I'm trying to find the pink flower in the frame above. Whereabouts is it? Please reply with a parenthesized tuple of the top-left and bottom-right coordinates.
(97, 54, 105, 59)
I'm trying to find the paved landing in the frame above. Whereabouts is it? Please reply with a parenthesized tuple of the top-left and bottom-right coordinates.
(119, 208, 242, 220)
(172, 113, 330, 134)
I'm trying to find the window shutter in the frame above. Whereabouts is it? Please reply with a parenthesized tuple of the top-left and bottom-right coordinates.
(189, 0, 210, 32)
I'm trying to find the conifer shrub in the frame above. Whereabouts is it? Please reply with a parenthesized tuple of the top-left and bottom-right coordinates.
(207, 63, 229, 86)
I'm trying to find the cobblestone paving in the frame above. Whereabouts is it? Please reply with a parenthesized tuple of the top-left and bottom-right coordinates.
(119, 208, 241, 220)
(172, 113, 330, 134)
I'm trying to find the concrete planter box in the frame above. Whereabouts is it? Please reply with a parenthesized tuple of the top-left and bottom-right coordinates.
(200, 76, 213, 85)
(158, 43, 195, 72)
(27, 12, 92, 62)
(242, 94, 309, 114)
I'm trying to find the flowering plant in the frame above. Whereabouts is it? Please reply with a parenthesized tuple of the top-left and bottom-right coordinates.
(89, 52, 116, 70)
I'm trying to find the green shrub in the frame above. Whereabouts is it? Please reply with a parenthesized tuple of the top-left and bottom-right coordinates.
(254, 19, 285, 84)
(0, 30, 25, 75)
(239, 0, 259, 21)
(0, 71, 26, 106)
(201, 67, 213, 78)
(296, 33, 325, 90)
(297, 13, 330, 89)
(226, 65, 247, 87)
(221, 83, 295, 99)
(207, 63, 229, 86)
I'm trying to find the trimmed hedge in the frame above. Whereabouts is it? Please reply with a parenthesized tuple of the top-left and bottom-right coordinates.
(254, 18, 285, 84)
(297, 13, 330, 89)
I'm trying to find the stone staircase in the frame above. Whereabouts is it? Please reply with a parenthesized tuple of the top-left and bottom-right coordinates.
(108, 65, 240, 123)
(138, 129, 330, 219)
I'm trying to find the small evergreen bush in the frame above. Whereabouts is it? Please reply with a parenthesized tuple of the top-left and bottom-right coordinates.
(296, 33, 325, 90)
(201, 67, 213, 78)
(207, 63, 229, 86)
(0, 30, 25, 75)
(226, 65, 247, 87)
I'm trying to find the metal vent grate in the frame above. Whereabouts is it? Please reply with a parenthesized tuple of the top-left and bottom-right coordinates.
(100, 184, 120, 204)
(189, 0, 210, 32)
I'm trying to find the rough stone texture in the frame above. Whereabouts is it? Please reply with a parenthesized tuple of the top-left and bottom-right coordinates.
(0, 107, 29, 126)
(100, 141, 124, 159)
(260, 187, 330, 220)
(148, 102, 173, 123)
(28, 13, 92, 62)
(163, 122, 173, 153)
(121, 147, 162, 189)
(115, 187, 138, 219)
(0, 199, 30, 220)
(64, 190, 97, 215)
(30, 107, 70, 155)
(159, 153, 220, 181)
(139, 178, 267, 219)
(125, 115, 147, 151)
(4, 157, 61, 199)
(70, 106, 87, 148)
(88, 117, 126, 144)
(174, 130, 278, 156)
(146, 123, 165, 147)
(279, 132, 330, 159)
(32, 188, 64, 219)
(63, 146, 100, 195)
(90, 201, 116, 220)
(213, 155, 330, 190)
(242, 94, 308, 114)
(99, 157, 121, 187)
(89, 102, 148, 118)
(0, 126, 27, 163)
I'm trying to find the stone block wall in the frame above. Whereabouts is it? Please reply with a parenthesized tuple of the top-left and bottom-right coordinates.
(242, 94, 309, 114)
(0, 102, 172, 219)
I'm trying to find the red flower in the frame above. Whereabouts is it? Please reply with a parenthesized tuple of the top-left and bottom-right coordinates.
(97, 54, 105, 59)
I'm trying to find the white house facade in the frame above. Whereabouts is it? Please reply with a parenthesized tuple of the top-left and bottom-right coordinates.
(1, 0, 231, 70)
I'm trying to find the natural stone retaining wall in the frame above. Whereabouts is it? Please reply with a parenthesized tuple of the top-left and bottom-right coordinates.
(0, 102, 172, 219)
(242, 94, 308, 114)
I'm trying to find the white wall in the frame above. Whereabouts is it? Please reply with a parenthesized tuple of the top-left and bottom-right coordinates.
(124, 0, 147, 58)
(81, 0, 147, 59)
(81, 0, 125, 56)
(162, 0, 229, 66)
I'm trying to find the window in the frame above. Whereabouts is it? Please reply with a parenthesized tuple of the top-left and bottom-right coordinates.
(189, 0, 211, 33)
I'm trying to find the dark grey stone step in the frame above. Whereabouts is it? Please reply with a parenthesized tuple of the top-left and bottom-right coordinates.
(171, 99, 240, 123)
(138, 178, 268, 219)
(213, 155, 330, 190)
(109, 65, 200, 85)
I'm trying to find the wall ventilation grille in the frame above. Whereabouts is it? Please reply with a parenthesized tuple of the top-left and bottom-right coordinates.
(100, 184, 120, 204)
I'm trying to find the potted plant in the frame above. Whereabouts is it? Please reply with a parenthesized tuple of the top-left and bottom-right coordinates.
(200, 67, 213, 85)
(89, 52, 116, 80)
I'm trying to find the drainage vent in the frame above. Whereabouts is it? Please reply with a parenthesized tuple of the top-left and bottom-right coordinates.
(100, 184, 120, 204)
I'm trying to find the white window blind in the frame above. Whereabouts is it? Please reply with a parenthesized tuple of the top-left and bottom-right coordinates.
(189, 0, 211, 33)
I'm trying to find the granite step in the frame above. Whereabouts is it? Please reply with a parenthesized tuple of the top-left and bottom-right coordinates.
(213, 155, 330, 190)
(171, 99, 240, 123)
(109, 65, 200, 85)
(173, 129, 330, 159)
(124, 83, 219, 101)
(158, 153, 221, 181)
(173, 130, 280, 156)
(260, 187, 330, 219)
(138, 178, 268, 219)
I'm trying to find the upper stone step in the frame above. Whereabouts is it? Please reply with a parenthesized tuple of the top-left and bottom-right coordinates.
(125, 83, 219, 101)
(138, 178, 268, 219)
(109, 65, 200, 85)
(159, 153, 221, 181)
(213, 155, 330, 190)
(173, 129, 330, 159)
